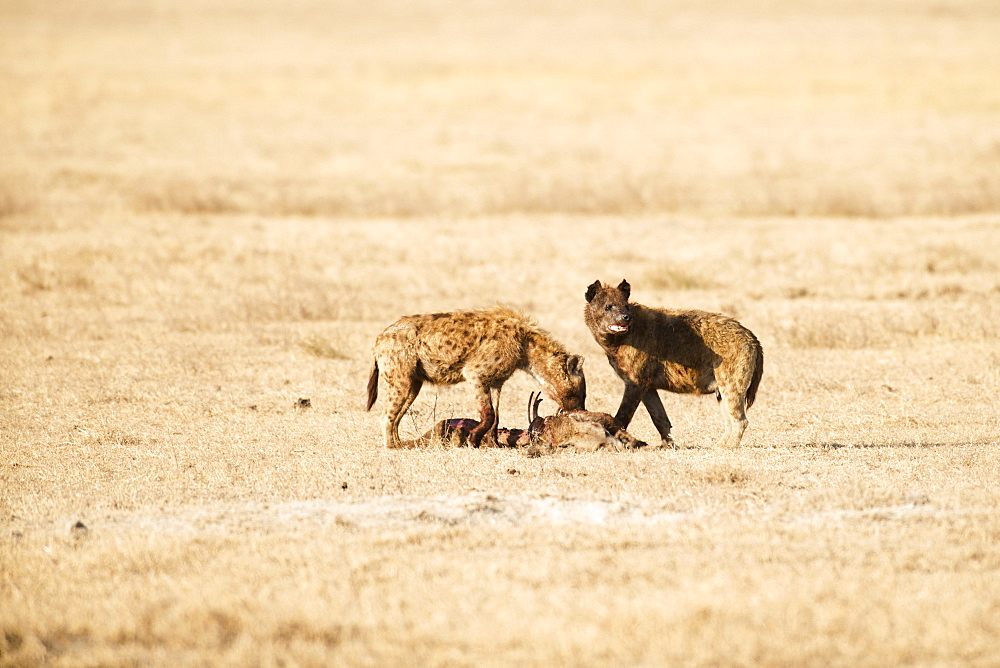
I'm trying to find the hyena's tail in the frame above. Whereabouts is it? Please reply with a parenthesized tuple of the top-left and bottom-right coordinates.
(366, 360, 379, 411)
(745, 340, 764, 410)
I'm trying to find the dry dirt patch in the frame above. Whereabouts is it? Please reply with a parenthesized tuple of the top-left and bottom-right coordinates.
(52, 495, 692, 537)
(45, 493, 990, 539)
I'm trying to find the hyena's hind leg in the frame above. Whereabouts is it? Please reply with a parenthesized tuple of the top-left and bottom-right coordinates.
(381, 365, 424, 449)
(716, 386, 748, 448)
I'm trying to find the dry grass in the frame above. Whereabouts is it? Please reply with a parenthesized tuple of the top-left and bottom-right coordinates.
(2, 0, 1000, 665)
(4, 215, 1000, 666)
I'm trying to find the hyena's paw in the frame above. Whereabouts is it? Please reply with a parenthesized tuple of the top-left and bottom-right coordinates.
(658, 435, 697, 450)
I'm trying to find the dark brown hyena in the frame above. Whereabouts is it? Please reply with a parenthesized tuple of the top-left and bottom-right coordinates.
(366, 306, 586, 449)
(584, 280, 763, 448)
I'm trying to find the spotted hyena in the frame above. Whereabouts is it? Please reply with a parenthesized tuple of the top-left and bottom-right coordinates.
(367, 306, 586, 449)
(585, 280, 763, 448)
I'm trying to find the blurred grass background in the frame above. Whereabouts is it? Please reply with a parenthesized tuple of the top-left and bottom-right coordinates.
(2, 0, 1000, 220)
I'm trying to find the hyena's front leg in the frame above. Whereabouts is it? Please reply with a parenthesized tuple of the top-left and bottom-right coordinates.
(614, 382, 645, 432)
(467, 384, 498, 448)
(641, 390, 675, 448)
(488, 386, 502, 445)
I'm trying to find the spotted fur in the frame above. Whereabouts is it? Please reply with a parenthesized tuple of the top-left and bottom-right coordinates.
(367, 306, 586, 449)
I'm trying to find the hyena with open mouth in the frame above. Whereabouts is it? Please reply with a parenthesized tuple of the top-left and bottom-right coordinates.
(585, 280, 763, 448)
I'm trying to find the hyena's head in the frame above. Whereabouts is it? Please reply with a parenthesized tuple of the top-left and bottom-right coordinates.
(546, 354, 586, 413)
(584, 279, 632, 337)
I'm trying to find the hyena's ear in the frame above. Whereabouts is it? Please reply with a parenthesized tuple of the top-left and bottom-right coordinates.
(585, 280, 602, 303)
(617, 279, 631, 301)
(566, 354, 584, 378)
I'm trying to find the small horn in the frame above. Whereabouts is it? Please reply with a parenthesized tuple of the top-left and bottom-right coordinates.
(527, 391, 537, 424)
(531, 393, 543, 422)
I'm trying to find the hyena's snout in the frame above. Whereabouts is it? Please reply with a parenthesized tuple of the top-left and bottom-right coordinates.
(606, 305, 631, 334)
(557, 392, 586, 413)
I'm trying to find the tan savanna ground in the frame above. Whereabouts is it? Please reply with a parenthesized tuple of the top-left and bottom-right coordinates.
(3, 0, 1000, 665)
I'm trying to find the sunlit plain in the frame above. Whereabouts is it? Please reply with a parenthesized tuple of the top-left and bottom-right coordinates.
(2, 0, 1000, 665)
